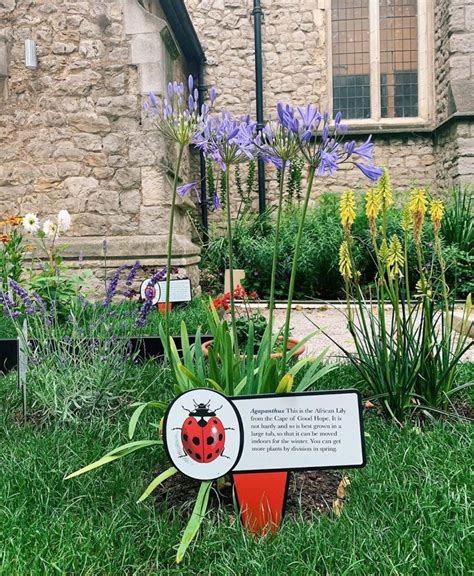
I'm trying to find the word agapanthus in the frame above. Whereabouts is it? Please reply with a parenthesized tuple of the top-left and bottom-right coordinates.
(145, 76, 210, 147)
(276, 104, 382, 181)
(193, 111, 258, 170)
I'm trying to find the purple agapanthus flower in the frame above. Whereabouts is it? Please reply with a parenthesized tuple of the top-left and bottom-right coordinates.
(144, 75, 214, 147)
(177, 181, 199, 198)
(193, 111, 258, 170)
(212, 193, 221, 210)
(274, 103, 382, 181)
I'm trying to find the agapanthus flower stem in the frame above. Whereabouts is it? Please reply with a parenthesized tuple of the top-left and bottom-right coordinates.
(224, 166, 239, 355)
(268, 164, 287, 358)
(164, 144, 185, 342)
(281, 164, 316, 374)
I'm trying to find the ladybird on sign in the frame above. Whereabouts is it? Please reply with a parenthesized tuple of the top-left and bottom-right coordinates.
(164, 390, 243, 481)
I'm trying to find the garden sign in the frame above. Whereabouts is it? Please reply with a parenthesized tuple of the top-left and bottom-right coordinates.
(140, 278, 192, 305)
(164, 388, 366, 534)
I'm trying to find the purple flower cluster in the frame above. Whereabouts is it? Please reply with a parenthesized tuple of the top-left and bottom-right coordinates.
(272, 104, 382, 180)
(145, 75, 213, 148)
(195, 101, 381, 183)
(136, 267, 167, 327)
(193, 112, 257, 171)
(0, 290, 20, 319)
(123, 260, 141, 298)
(103, 264, 128, 308)
(9, 279, 35, 315)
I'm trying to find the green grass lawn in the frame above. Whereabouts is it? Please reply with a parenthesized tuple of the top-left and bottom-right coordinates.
(0, 364, 472, 575)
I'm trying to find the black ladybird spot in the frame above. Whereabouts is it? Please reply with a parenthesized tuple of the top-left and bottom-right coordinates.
(192, 436, 200, 446)
(206, 436, 214, 445)
(213, 419, 218, 424)
(183, 434, 188, 442)
(188, 420, 193, 425)
(195, 453, 201, 460)
(207, 453, 212, 459)
(187, 448, 192, 453)
(218, 433, 223, 441)
(216, 448, 220, 453)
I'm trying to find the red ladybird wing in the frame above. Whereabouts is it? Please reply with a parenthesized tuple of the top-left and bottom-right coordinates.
(202, 417, 226, 463)
(181, 417, 205, 463)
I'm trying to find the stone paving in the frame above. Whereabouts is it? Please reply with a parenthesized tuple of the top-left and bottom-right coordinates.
(239, 305, 474, 362)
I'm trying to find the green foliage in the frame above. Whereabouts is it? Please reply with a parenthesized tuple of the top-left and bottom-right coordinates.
(0, 226, 26, 290)
(201, 189, 474, 301)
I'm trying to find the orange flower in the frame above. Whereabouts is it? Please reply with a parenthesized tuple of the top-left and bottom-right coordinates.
(7, 216, 22, 226)
(0, 234, 10, 243)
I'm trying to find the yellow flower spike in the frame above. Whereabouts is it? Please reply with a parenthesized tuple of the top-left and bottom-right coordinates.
(387, 234, 404, 279)
(376, 169, 393, 209)
(409, 188, 428, 243)
(378, 238, 389, 263)
(365, 188, 381, 236)
(401, 204, 412, 233)
(340, 190, 356, 234)
(430, 199, 444, 235)
(339, 241, 352, 281)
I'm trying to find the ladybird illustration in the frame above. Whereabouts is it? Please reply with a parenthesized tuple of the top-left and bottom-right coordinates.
(179, 401, 229, 464)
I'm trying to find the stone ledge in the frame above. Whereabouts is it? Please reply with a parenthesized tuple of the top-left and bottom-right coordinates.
(50, 234, 201, 264)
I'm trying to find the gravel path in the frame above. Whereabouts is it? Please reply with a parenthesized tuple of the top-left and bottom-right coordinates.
(238, 305, 474, 362)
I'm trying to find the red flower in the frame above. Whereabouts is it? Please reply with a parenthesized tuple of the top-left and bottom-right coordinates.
(249, 291, 258, 300)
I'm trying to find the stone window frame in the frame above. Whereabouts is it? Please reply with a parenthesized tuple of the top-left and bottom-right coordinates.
(326, 0, 435, 129)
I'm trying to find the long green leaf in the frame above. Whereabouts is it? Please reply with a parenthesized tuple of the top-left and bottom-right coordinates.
(176, 481, 212, 564)
(65, 440, 161, 479)
(137, 466, 177, 503)
(128, 401, 167, 439)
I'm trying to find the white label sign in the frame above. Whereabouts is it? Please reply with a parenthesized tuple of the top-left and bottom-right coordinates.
(232, 391, 364, 472)
(140, 278, 192, 304)
(163, 389, 365, 480)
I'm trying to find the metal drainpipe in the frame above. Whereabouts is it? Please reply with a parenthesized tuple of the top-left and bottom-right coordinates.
(252, 0, 266, 213)
(198, 63, 209, 242)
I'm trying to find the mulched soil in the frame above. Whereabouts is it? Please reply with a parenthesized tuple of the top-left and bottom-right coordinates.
(154, 469, 342, 522)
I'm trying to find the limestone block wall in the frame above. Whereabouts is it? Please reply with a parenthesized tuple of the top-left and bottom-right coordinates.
(185, 0, 438, 198)
(434, 0, 474, 188)
(0, 0, 201, 289)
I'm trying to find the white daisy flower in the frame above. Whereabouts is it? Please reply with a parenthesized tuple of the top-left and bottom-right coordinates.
(22, 213, 40, 233)
(43, 219, 58, 238)
(57, 209, 71, 232)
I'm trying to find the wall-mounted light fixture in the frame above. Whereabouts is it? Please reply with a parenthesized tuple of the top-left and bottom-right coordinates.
(25, 39, 37, 70)
(0, 40, 8, 78)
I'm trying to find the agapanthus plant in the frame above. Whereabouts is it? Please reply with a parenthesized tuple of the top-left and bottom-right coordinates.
(145, 76, 212, 341)
(258, 104, 382, 372)
(194, 112, 258, 352)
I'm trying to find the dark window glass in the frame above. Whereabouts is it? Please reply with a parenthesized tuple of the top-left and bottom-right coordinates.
(380, 0, 418, 118)
(332, 0, 370, 119)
